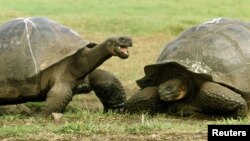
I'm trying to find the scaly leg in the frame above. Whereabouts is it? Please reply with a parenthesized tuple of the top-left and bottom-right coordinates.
(125, 86, 166, 114)
(199, 82, 248, 118)
(88, 69, 126, 112)
(41, 82, 72, 115)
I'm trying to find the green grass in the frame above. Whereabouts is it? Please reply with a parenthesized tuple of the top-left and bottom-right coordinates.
(1, 0, 250, 140)
(1, 0, 250, 36)
(0, 108, 249, 140)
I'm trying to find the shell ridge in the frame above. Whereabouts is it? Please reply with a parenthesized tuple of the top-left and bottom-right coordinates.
(23, 18, 38, 75)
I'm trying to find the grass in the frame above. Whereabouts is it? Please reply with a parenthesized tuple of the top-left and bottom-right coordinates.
(1, 0, 250, 36)
(1, 0, 250, 140)
(0, 106, 248, 140)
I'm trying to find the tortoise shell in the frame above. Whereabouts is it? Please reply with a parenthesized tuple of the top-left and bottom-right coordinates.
(0, 17, 91, 81)
(137, 18, 250, 93)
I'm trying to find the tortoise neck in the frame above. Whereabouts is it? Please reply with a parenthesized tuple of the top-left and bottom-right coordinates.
(176, 74, 195, 101)
(74, 43, 112, 78)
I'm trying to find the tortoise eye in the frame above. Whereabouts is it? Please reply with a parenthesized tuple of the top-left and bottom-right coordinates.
(119, 38, 126, 43)
(165, 87, 172, 91)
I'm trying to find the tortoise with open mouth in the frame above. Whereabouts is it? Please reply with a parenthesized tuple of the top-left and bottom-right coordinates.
(0, 17, 132, 115)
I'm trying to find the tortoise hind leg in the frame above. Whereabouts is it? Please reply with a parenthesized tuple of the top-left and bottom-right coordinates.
(0, 86, 21, 104)
(88, 69, 126, 113)
(199, 82, 248, 119)
(0, 104, 32, 115)
(0, 86, 19, 99)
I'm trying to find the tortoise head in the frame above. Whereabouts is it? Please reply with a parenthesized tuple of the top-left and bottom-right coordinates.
(105, 36, 133, 59)
(158, 78, 187, 101)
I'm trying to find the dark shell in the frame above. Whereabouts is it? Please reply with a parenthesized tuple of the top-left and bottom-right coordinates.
(137, 18, 250, 93)
(0, 17, 90, 81)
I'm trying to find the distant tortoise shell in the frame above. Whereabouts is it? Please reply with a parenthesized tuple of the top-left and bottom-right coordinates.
(0, 17, 92, 81)
(137, 18, 250, 93)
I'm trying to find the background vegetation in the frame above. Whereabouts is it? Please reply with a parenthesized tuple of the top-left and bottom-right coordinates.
(0, 0, 250, 140)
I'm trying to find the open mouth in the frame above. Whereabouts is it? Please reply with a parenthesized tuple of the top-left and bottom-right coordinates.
(115, 45, 129, 59)
(118, 46, 129, 55)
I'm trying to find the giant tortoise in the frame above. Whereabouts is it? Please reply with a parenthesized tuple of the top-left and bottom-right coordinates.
(0, 17, 132, 115)
(125, 18, 250, 118)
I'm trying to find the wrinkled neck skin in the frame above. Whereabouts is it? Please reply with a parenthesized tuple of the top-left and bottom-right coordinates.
(175, 74, 192, 100)
(73, 42, 112, 80)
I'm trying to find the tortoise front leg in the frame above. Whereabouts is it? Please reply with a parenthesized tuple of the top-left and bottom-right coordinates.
(41, 82, 73, 115)
(72, 76, 92, 94)
(199, 82, 248, 119)
(88, 69, 126, 113)
(125, 87, 166, 114)
(166, 101, 201, 117)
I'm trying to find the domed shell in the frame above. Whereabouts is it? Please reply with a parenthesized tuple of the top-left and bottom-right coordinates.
(0, 17, 90, 81)
(137, 18, 250, 93)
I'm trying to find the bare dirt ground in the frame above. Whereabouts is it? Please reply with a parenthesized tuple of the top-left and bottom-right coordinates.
(1, 132, 207, 141)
